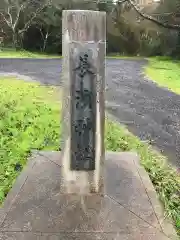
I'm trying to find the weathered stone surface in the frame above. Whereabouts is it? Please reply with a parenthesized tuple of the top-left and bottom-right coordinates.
(61, 10, 106, 193)
(0, 151, 177, 240)
(69, 45, 97, 171)
(62, 10, 106, 42)
(0, 231, 170, 240)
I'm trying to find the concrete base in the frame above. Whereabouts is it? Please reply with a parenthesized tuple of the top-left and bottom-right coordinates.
(0, 151, 177, 240)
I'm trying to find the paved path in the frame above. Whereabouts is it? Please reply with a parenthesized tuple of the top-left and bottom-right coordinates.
(0, 151, 177, 239)
(0, 58, 180, 168)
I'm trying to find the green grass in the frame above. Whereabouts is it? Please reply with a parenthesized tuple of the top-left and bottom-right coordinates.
(0, 77, 61, 202)
(0, 76, 179, 235)
(0, 48, 143, 60)
(0, 48, 61, 58)
(145, 56, 180, 94)
(106, 55, 143, 60)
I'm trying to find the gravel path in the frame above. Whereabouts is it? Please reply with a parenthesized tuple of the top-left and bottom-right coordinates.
(0, 58, 180, 168)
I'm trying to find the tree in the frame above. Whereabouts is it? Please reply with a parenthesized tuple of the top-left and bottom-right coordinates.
(0, 0, 51, 48)
(23, 0, 100, 53)
(35, 4, 62, 52)
(107, 0, 180, 55)
(115, 0, 180, 30)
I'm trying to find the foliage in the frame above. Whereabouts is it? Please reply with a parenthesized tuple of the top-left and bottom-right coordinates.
(154, 0, 180, 57)
(0, 0, 51, 48)
(24, 4, 63, 52)
(1, 0, 180, 56)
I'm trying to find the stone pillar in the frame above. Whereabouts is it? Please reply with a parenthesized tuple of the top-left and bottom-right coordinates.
(61, 10, 106, 194)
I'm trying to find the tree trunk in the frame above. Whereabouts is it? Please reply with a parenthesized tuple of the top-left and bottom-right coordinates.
(19, 32, 24, 49)
(42, 31, 49, 52)
(12, 32, 18, 49)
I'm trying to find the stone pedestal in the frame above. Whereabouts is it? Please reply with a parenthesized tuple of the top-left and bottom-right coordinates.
(0, 151, 177, 240)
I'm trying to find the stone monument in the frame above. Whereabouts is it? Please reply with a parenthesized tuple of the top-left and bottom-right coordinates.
(61, 10, 106, 194)
(0, 9, 176, 240)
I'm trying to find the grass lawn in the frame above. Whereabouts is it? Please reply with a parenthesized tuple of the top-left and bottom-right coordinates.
(0, 48, 61, 58)
(145, 56, 180, 95)
(106, 54, 143, 60)
(0, 48, 143, 60)
(0, 76, 179, 235)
